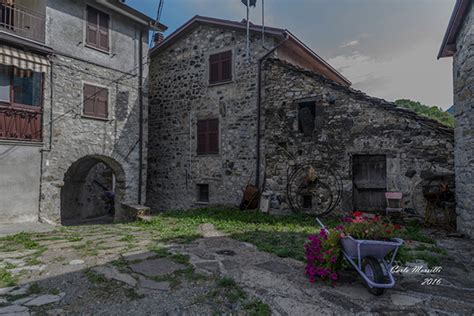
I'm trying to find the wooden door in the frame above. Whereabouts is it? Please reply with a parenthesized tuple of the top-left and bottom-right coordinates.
(352, 155, 387, 211)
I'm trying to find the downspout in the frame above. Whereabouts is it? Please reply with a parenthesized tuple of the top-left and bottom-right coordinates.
(138, 30, 144, 204)
(255, 33, 289, 187)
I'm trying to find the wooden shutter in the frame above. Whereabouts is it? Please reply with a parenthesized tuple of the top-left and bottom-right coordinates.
(95, 87, 108, 118)
(220, 51, 232, 81)
(86, 6, 109, 51)
(197, 119, 219, 154)
(86, 7, 99, 47)
(83, 84, 96, 116)
(83, 83, 108, 119)
(98, 11, 109, 51)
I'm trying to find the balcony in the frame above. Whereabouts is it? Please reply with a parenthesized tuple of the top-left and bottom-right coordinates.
(0, 104, 42, 141)
(0, 2, 45, 43)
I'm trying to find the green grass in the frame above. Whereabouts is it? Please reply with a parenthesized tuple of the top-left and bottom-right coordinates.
(244, 300, 272, 316)
(0, 232, 41, 252)
(137, 208, 332, 261)
(119, 235, 135, 243)
(208, 277, 246, 304)
(400, 221, 435, 244)
(85, 269, 107, 284)
(0, 268, 17, 287)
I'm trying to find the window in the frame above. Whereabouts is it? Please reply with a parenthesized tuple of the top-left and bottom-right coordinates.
(86, 6, 110, 52)
(197, 119, 219, 155)
(302, 195, 313, 208)
(0, 66, 43, 107)
(83, 83, 108, 119)
(298, 101, 316, 136)
(209, 51, 232, 84)
(197, 184, 209, 203)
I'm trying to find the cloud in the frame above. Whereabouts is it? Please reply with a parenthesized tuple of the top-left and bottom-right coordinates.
(340, 40, 359, 48)
(327, 41, 453, 108)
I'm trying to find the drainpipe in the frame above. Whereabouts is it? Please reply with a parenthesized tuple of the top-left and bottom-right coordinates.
(255, 33, 289, 188)
(138, 30, 144, 204)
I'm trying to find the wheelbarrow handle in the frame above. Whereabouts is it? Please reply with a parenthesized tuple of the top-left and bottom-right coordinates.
(316, 217, 329, 234)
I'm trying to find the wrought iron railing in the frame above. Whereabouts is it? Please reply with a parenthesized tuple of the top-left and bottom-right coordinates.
(0, 3, 45, 43)
(0, 105, 42, 141)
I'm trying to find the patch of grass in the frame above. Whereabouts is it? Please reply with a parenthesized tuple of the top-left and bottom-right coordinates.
(111, 258, 130, 273)
(73, 240, 99, 256)
(0, 268, 17, 287)
(85, 269, 107, 284)
(414, 243, 447, 255)
(3, 262, 18, 270)
(208, 277, 246, 304)
(400, 221, 435, 244)
(68, 237, 83, 242)
(119, 235, 135, 243)
(244, 300, 272, 316)
(396, 247, 443, 268)
(124, 288, 144, 300)
(0, 232, 41, 252)
(28, 282, 42, 295)
(136, 208, 326, 261)
(25, 257, 42, 266)
(49, 288, 60, 295)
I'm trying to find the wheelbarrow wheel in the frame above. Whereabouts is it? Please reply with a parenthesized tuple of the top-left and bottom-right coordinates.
(362, 256, 385, 296)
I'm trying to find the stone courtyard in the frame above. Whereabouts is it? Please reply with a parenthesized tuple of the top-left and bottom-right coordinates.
(0, 214, 473, 315)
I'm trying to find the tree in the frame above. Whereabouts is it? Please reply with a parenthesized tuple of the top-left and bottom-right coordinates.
(394, 99, 454, 128)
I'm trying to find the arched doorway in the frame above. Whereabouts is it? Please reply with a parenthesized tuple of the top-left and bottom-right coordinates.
(60, 155, 125, 225)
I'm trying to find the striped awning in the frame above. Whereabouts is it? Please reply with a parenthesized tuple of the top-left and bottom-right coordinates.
(0, 45, 50, 73)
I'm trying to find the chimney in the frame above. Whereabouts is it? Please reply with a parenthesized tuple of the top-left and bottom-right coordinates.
(153, 32, 165, 46)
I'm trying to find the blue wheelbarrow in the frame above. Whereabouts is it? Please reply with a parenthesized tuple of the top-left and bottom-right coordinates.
(316, 218, 403, 295)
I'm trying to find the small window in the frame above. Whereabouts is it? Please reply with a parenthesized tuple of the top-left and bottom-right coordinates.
(86, 6, 110, 52)
(302, 195, 313, 208)
(83, 83, 108, 119)
(209, 51, 232, 84)
(197, 184, 209, 203)
(298, 101, 316, 136)
(197, 118, 219, 155)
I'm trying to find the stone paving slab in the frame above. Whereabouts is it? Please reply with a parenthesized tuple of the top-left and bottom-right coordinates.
(129, 258, 186, 277)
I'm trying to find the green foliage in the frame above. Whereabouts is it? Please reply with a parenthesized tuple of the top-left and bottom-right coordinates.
(244, 300, 272, 316)
(395, 99, 454, 127)
(0, 232, 41, 252)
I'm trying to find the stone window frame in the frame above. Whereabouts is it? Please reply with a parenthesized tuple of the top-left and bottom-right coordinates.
(294, 96, 321, 137)
(81, 80, 111, 121)
(207, 48, 235, 87)
(83, 4, 112, 55)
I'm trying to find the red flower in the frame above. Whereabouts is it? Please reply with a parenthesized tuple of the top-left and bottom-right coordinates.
(394, 224, 402, 230)
(386, 229, 392, 234)
(353, 211, 363, 217)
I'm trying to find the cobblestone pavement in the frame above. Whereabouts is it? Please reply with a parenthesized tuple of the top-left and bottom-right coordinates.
(0, 223, 473, 315)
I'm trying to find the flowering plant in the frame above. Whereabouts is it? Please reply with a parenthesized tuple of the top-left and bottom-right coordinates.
(305, 212, 403, 284)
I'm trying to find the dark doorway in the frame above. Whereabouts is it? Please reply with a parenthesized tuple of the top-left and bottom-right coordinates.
(61, 155, 125, 225)
(352, 155, 387, 211)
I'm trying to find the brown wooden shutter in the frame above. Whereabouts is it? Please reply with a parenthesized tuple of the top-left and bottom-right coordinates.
(209, 51, 232, 84)
(86, 7, 99, 47)
(197, 120, 207, 154)
(95, 87, 108, 118)
(207, 119, 219, 154)
(197, 119, 219, 154)
(98, 11, 109, 51)
(83, 84, 96, 116)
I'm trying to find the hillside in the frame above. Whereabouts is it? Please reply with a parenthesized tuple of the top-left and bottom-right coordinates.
(395, 99, 454, 127)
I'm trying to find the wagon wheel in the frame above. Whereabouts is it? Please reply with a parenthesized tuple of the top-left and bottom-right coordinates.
(362, 257, 385, 296)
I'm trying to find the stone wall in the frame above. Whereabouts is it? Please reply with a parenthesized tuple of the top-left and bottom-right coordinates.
(262, 59, 455, 214)
(147, 24, 276, 210)
(453, 2, 474, 237)
(39, 53, 147, 223)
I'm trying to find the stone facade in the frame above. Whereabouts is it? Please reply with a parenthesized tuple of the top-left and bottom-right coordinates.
(452, 2, 474, 237)
(148, 21, 455, 215)
(147, 24, 277, 210)
(262, 59, 454, 213)
(0, 0, 153, 224)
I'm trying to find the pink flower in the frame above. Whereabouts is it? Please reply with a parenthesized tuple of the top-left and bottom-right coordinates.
(330, 273, 338, 281)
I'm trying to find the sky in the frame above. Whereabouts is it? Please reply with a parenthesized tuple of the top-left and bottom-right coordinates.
(129, 0, 456, 109)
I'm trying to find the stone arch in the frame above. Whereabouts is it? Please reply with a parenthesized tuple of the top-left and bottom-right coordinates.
(60, 155, 126, 225)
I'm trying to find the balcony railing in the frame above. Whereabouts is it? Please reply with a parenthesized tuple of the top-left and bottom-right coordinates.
(0, 105, 42, 141)
(0, 3, 45, 43)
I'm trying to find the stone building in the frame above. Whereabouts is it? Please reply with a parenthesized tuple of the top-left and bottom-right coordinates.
(439, 0, 473, 238)
(0, 0, 166, 224)
(148, 16, 454, 214)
